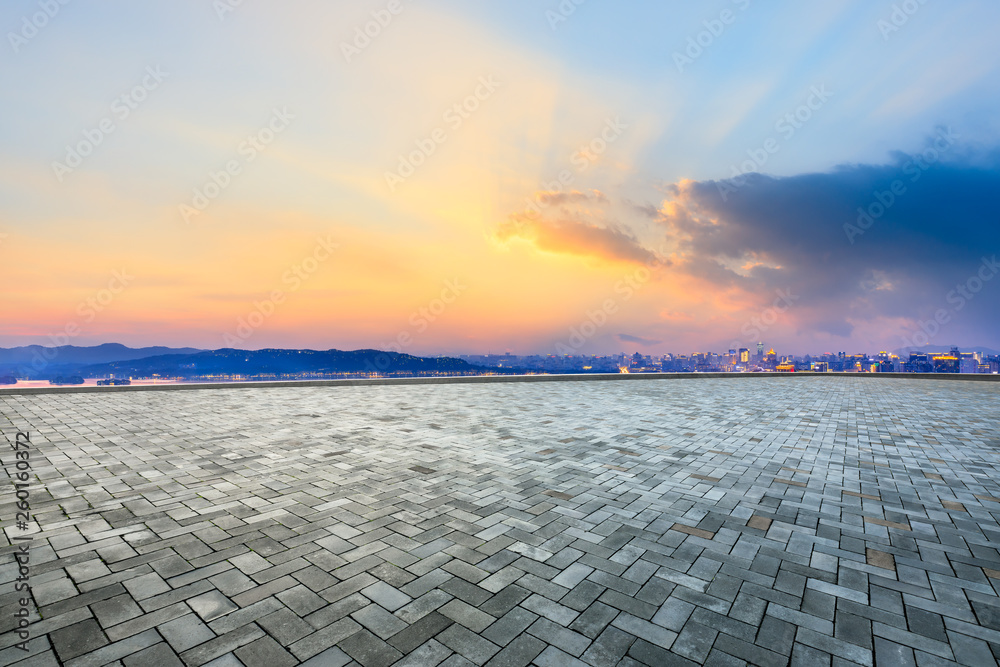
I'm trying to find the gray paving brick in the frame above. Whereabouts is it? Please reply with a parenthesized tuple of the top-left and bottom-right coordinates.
(123, 643, 184, 667)
(275, 584, 327, 616)
(141, 582, 219, 618)
(692, 607, 757, 643)
(791, 641, 833, 667)
(401, 569, 453, 598)
(443, 560, 489, 585)
(209, 569, 257, 596)
(671, 620, 719, 663)
(945, 630, 997, 666)
(479, 585, 532, 618)
(159, 614, 215, 652)
(104, 602, 191, 643)
(635, 576, 674, 607)
(439, 599, 495, 633)
(232, 575, 299, 608)
(91, 594, 144, 629)
(31, 578, 77, 608)
(439, 577, 492, 608)
(521, 594, 578, 626)
(359, 581, 412, 612)
(836, 609, 873, 650)
(650, 596, 696, 633)
(872, 621, 954, 661)
(179, 623, 265, 666)
(482, 607, 538, 647)
(388, 611, 454, 654)
(482, 634, 545, 667)
(339, 628, 403, 667)
(289, 618, 362, 661)
(767, 602, 833, 635)
(612, 612, 677, 652)
(393, 639, 453, 667)
(797, 627, 874, 667)
(437, 624, 500, 664)
(552, 563, 595, 590)
(625, 638, 685, 667)
(305, 592, 369, 630)
(478, 567, 525, 594)
(63, 628, 162, 667)
(292, 565, 340, 594)
(533, 645, 589, 667)
(351, 604, 408, 640)
(395, 589, 453, 625)
(187, 591, 238, 622)
(579, 625, 635, 665)
(257, 606, 315, 645)
(599, 588, 659, 620)
(526, 617, 591, 656)
(558, 579, 605, 612)
(569, 601, 619, 639)
(0, 643, 59, 667)
(298, 645, 352, 667)
(65, 559, 112, 585)
(233, 635, 297, 667)
(207, 597, 283, 635)
(713, 631, 790, 667)
(757, 613, 797, 657)
(49, 619, 108, 662)
(874, 636, 916, 667)
(169, 563, 235, 589)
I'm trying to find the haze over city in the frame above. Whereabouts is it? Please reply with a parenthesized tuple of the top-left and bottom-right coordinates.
(3, 1, 999, 357)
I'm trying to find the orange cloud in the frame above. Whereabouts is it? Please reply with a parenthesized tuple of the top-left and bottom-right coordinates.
(494, 213, 658, 265)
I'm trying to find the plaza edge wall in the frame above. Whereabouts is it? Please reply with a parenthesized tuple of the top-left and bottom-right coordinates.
(1, 371, 998, 396)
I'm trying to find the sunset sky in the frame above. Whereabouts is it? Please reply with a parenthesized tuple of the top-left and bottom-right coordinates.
(3, 0, 999, 356)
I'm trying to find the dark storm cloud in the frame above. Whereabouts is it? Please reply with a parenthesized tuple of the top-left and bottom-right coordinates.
(663, 140, 1000, 341)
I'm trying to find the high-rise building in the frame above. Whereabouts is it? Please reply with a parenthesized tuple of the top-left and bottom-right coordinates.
(903, 352, 932, 373)
(933, 353, 959, 373)
(960, 352, 977, 374)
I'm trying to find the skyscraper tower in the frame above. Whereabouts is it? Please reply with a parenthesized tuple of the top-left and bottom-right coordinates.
(757, 342, 764, 361)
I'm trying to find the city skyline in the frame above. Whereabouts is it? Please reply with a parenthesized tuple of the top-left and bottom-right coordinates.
(5, 341, 998, 382)
(3, 1, 1000, 356)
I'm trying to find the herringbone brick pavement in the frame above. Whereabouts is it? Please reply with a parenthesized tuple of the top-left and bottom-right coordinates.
(2, 377, 1000, 666)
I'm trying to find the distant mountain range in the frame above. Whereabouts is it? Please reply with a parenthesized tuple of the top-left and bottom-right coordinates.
(0, 343, 203, 365)
(0, 343, 203, 377)
(77, 348, 508, 378)
(0, 344, 512, 379)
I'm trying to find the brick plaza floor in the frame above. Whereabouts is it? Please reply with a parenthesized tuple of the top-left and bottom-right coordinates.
(2, 377, 1000, 666)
